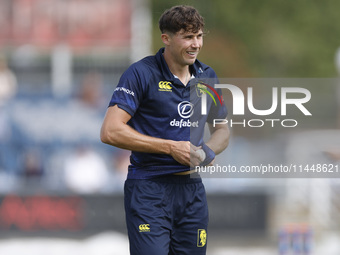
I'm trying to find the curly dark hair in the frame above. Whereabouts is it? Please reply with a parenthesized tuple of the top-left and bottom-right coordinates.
(159, 5, 205, 34)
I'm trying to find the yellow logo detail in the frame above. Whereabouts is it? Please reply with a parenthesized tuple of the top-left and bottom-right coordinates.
(139, 224, 150, 232)
(159, 81, 172, 92)
(196, 82, 207, 97)
(197, 229, 207, 247)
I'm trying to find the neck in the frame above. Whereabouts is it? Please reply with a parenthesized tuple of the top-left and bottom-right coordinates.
(173, 67, 191, 86)
(163, 50, 191, 85)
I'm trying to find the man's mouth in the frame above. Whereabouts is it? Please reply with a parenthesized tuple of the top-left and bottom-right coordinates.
(187, 51, 198, 57)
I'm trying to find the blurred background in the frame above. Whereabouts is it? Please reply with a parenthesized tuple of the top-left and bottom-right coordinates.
(1, 0, 340, 254)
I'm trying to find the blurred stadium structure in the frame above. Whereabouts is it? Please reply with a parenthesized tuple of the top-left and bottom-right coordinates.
(0, 0, 151, 190)
(0, 0, 340, 254)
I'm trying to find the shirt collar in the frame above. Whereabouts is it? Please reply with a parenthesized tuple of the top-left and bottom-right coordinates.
(156, 48, 203, 85)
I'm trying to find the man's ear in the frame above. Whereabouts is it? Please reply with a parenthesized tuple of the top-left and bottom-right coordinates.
(161, 33, 171, 46)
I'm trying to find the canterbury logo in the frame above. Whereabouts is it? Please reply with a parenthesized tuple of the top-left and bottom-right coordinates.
(159, 81, 172, 92)
(197, 229, 207, 247)
(139, 224, 150, 232)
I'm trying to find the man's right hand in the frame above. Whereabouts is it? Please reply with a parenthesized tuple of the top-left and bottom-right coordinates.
(170, 141, 203, 167)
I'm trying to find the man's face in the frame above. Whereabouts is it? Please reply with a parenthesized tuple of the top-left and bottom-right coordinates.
(166, 29, 203, 67)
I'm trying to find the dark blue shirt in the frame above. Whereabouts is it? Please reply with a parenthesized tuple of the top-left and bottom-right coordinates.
(109, 48, 227, 179)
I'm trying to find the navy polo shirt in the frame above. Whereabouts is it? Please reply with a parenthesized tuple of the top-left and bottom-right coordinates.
(109, 48, 227, 179)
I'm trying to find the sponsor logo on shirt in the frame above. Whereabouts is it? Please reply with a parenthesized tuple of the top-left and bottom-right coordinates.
(170, 101, 199, 128)
(158, 81, 172, 92)
(114, 87, 135, 97)
(177, 101, 194, 118)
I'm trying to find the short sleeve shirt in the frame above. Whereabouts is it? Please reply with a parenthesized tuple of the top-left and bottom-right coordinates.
(109, 48, 227, 179)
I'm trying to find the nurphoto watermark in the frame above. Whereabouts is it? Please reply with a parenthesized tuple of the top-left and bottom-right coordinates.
(190, 78, 340, 178)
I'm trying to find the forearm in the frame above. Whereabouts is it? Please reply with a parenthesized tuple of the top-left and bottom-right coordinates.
(100, 106, 175, 154)
(101, 118, 192, 166)
(101, 105, 209, 167)
(101, 120, 174, 154)
(205, 123, 230, 155)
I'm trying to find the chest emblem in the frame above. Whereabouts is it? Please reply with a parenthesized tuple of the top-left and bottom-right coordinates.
(158, 81, 172, 92)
